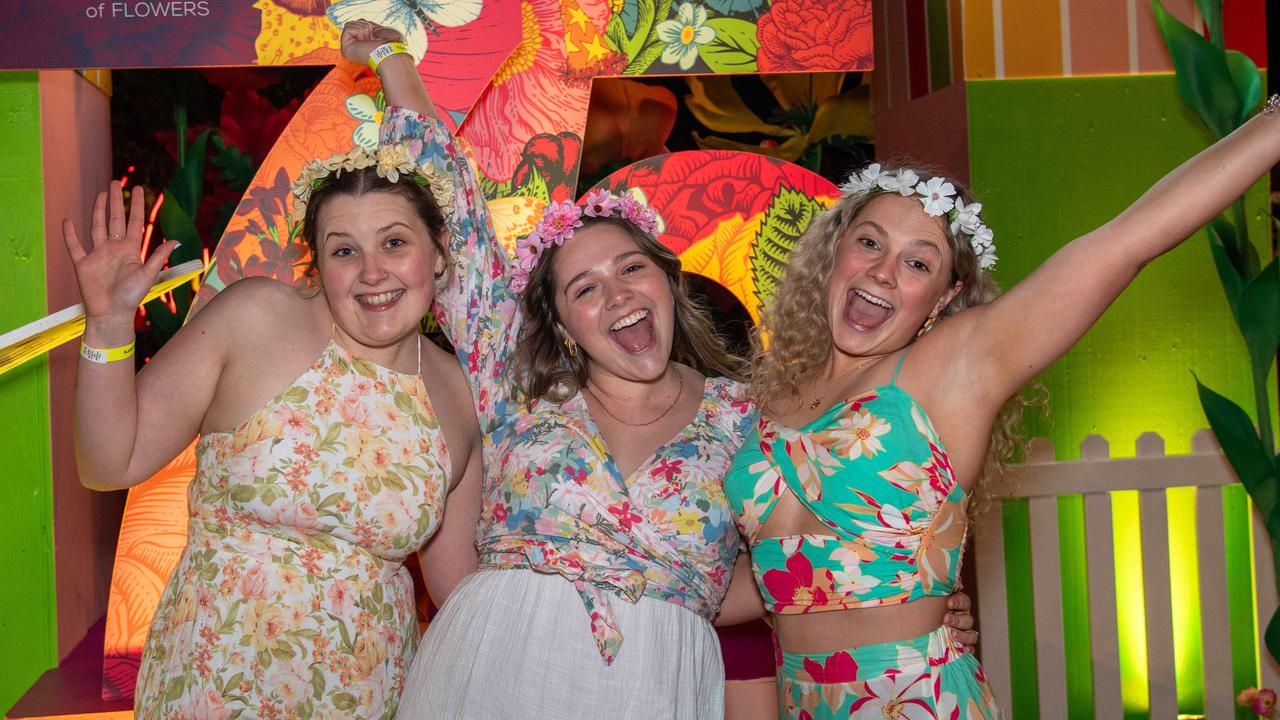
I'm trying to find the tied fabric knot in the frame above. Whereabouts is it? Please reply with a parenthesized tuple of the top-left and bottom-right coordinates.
(570, 568, 648, 665)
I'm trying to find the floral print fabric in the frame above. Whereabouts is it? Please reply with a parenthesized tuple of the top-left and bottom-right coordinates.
(133, 340, 450, 720)
(725, 385, 968, 613)
(381, 106, 754, 664)
(777, 627, 1004, 719)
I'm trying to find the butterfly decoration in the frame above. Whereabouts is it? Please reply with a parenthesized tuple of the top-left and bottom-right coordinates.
(326, 0, 485, 62)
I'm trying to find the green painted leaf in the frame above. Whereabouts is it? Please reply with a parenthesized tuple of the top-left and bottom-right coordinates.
(623, 40, 666, 76)
(750, 185, 827, 308)
(1151, 0, 1240, 138)
(1225, 50, 1264, 126)
(513, 164, 550, 203)
(1238, 257, 1280, 384)
(1195, 377, 1277, 518)
(700, 18, 759, 74)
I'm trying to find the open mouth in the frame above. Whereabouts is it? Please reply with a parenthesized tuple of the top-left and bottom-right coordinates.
(608, 308, 655, 353)
(845, 288, 895, 331)
(355, 289, 405, 311)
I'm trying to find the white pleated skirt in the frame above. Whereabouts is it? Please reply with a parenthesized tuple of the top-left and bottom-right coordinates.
(395, 568, 725, 719)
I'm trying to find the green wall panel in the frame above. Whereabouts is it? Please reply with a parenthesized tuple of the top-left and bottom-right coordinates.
(966, 74, 1273, 461)
(0, 71, 55, 711)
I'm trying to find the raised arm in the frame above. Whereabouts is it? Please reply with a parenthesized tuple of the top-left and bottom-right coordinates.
(65, 183, 222, 489)
(342, 21, 521, 426)
(953, 105, 1280, 405)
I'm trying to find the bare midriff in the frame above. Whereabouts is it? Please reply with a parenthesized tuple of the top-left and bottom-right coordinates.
(772, 594, 950, 654)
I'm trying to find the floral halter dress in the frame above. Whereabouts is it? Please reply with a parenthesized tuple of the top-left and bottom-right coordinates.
(133, 338, 451, 720)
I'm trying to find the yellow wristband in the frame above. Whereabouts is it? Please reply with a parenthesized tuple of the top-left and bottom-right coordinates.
(81, 340, 135, 364)
(368, 42, 410, 74)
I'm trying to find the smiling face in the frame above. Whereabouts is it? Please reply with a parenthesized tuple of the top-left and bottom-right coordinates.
(826, 193, 962, 366)
(550, 222, 675, 385)
(313, 191, 444, 355)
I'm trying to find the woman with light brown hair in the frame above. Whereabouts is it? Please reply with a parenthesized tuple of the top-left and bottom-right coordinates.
(726, 97, 1280, 718)
(338, 18, 979, 718)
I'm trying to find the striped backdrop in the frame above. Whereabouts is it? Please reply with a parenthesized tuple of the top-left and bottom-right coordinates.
(872, 0, 1268, 113)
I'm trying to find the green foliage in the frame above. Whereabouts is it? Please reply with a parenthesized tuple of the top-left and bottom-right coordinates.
(700, 18, 759, 73)
(1155, 0, 1280, 662)
(750, 186, 826, 308)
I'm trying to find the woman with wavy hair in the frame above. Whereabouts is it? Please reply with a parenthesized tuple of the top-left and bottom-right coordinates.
(334, 19, 978, 719)
(725, 100, 1280, 718)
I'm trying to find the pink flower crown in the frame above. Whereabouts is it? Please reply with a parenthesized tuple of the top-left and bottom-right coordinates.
(510, 189, 662, 294)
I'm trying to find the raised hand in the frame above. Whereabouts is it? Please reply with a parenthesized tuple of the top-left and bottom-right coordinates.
(340, 19, 407, 66)
(62, 181, 178, 322)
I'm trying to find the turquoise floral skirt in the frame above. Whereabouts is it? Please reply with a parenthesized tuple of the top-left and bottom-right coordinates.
(775, 626, 1005, 719)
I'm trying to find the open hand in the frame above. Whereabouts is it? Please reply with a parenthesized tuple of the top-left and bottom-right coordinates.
(341, 19, 406, 66)
(62, 182, 177, 321)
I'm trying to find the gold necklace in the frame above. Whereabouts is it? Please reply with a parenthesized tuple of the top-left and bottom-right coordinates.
(807, 357, 879, 410)
(586, 371, 686, 427)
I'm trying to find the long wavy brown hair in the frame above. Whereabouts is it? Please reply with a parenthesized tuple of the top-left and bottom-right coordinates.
(750, 163, 1043, 520)
(513, 216, 747, 404)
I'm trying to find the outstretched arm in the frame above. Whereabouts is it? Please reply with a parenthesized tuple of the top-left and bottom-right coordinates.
(950, 106, 1280, 406)
(343, 21, 521, 427)
(66, 182, 218, 489)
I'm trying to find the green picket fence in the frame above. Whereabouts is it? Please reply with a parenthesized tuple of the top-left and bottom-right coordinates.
(975, 431, 1267, 720)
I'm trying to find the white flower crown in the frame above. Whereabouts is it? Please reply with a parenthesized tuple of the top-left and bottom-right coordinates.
(290, 143, 455, 223)
(839, 163, 997, 270)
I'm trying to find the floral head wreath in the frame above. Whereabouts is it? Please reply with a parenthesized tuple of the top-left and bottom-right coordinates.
(510, 188, 662, 294)
(290, 142, 455, 224)
(839, 163, 997, 270)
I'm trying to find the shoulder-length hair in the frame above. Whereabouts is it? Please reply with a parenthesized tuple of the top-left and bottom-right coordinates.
(513, 215, 746, 404)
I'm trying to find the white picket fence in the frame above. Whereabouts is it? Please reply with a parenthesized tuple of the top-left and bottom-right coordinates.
(974, 430, 1277, 719)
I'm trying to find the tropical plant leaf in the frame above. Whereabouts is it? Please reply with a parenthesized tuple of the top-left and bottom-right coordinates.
(1151, 0, 1240, 139)
(623, 39, 667, 76)
(685, 76, 789, 136)
(210, 133, 254, 192)
(750, 186, 828, 308)
(761, 73, 845, 112)
(1238, 257, 1280, 385)
(1207, 234, 1243, 320)
(1225, 50, 1264, 125)
(1195, 376, 1277, 521)
(809, 87, 874, 145)
(700, 18, 759, 74)
(170, 129, 211, 215)
(1193, 0, 1223, 48)
(1268, 590, 1280, 665)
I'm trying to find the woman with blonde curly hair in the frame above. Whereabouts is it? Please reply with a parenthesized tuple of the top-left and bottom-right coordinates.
(725, 100, 1280, 719)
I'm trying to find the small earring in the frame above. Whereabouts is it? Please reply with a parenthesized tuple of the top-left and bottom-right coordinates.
(564, 337, 578, 357)
(917, 315, 937, 338)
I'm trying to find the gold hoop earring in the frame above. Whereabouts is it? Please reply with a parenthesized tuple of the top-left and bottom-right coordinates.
(564, 337, 578, 358)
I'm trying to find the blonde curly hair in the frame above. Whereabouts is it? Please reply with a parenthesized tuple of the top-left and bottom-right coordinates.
(750, 163, 1043, 521)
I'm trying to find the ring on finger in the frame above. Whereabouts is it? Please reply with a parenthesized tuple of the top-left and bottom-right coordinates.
(108, 233, 124, 240)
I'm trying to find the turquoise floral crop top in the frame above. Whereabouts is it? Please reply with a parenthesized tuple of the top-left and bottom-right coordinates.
(723, 367, 968, 614)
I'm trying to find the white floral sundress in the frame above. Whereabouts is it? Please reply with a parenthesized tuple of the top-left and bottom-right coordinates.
(133, 338, 451, 720)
